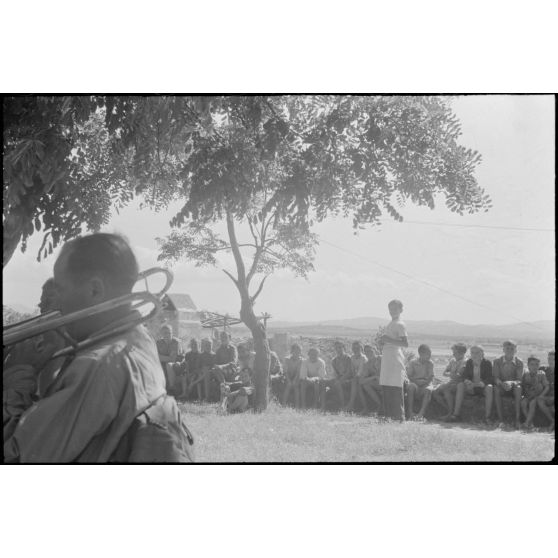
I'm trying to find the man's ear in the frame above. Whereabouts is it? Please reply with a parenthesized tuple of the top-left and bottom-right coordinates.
(88, 276, 106, 302)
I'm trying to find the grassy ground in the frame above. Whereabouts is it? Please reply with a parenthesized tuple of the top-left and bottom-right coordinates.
(180, 401, 555, 462)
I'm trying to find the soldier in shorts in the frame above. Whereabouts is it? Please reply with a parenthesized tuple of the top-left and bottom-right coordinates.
(433, 342, 467, 420)
(521, 356, 549, 429)
(405, 344, 434, 420)
(447, 345, 494, 424)
(493, 340, 524, 428)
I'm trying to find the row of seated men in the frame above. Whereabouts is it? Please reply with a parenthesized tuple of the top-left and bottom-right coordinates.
(156, 327, 283, 413)
(156, 325, 555, 428)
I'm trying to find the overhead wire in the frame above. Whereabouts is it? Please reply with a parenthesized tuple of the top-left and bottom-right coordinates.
(319, 237, 549, 332)
(379, 220, 554, 233)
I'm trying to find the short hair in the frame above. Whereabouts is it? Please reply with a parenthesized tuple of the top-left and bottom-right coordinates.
(527, 355, 541, 364)
(503, 340, 517, 348)
(59, 233, 138, 293)
(39, 277, 57, 312)
(363, 344, 373, 352)
(418, 344, 431, 355)
(548, 350, 555, 357)
(334, 340, 345, 349)
(470, 345, 485, 356)
(220, 331, 231, 340)
(308, 347, 319, 356)
(160, 324, 172, 333)
(201, 338, 212, 350)
(388, 299, 403, 309)
(237, 343, 248, 354)
(451, 342, 467, 355)
(352, 341, 363, 351)
(290, 343, 301, 353)
(42, 277, 56, 292)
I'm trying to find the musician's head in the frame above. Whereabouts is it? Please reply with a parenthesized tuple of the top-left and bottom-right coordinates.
(39, 277, 58, 313)
(53, 233, 139, 338)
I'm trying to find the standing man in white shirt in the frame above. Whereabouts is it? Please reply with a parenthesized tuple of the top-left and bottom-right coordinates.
(379, 299, 409, 421)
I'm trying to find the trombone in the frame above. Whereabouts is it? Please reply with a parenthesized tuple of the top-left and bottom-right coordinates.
(3, 267, 174, 361)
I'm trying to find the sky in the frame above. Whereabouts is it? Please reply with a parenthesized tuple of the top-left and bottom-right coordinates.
(3, 95, 555, 327)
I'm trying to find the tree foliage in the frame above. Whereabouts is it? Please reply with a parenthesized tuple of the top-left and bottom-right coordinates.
(3, 305, 35, 326)
(3, 95, 490, 409)
(3, 96, 132, 267)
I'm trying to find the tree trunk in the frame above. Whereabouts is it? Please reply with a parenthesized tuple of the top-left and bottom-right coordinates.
(226, 211, 270, 410)
(239, 292, 270, 411)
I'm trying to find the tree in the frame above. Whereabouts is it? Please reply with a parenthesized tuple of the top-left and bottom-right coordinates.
(4, 95, 491, 410)
(150, 95, 490, 410)
(3, 96, 133, 267)
(3, 305, 35, 326)
(157, 194, 318, 410)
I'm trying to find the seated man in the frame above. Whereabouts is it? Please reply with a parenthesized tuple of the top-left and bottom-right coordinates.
(237, 343, 256, 372)
(282, 344, 303, 408)
(203, 331, 237, 401)
(521, 356, 549, 429)
(345, 341, 369, 412)
(197, 338, 216, 400)
(537, 350, 555, 430)
(405, 344, 434, 420)
(177, 338, 202, 400)
(300, 348, 327, 409)
(220, 367, 255, 414)
(319, 341, 351, 411)
(268, 340, 284, 397)
(156, 324, 180, 394)
(358, 344, 383, 413)
(493, 340, 524, 428)
(447, 345, 494, 424)
(433, 342, 467, 419)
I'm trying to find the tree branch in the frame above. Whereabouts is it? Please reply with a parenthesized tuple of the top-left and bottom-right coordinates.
(222, 269, 238, 286)
(247, 217, 260, 245)
(250, 274, 269, 304)
(226, 211, 247, 285)
(246, 246, 263, 286)
(213, 243, 257, 252)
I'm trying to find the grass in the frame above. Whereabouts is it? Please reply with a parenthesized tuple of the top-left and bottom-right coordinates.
(179, 401, 555, 462)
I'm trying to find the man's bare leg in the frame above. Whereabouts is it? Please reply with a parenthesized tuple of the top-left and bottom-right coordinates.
(345, 379, 358, 411)
(334, 381, 345, 409)
(484, 385, 493, 421)
(513, 386, 522, 425)
(406, 382, 417, 420)
(417, 390, 431, 419)
(300, 381, 307, 409)
(452, 383, 466, 418)
(494, 386, 504, 423)
(537, 396, 554, 424)
(282, 382, 293, 406)
(524, 399, 537, 428)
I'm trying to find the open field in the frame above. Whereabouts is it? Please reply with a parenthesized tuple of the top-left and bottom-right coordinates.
(180, 401, 555, 462)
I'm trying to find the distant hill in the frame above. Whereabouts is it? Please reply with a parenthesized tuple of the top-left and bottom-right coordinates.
(264, 316, 555, 342)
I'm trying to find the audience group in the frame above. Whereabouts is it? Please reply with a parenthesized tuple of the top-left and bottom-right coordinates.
(155, 301, 554, 430)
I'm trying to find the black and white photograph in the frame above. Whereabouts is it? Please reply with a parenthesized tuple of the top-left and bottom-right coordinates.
(2, 4, 557, 558)
(3, 94, 555, 463)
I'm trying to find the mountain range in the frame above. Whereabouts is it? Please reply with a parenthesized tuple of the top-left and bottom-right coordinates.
(264, 316, 555, 342)
(4, 301, 554, 342)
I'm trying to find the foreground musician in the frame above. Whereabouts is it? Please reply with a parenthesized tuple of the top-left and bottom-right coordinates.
(3, 233, 193, 463)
